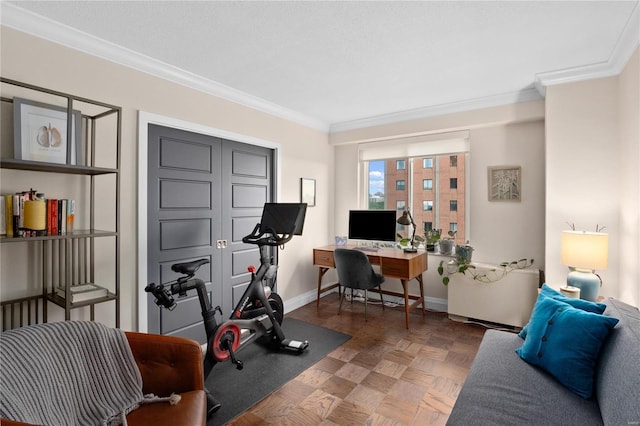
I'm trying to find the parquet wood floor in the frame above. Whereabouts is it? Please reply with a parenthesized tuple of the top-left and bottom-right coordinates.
(228, 293, 488, 425)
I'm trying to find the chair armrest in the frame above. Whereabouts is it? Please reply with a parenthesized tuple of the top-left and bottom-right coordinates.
(125, 331, 205, 396)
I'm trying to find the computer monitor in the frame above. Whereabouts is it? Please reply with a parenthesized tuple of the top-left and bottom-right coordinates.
(260, 203, 307, 235)
(348, 210, 397, 243)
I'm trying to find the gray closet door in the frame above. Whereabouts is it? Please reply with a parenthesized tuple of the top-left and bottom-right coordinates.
(147, 124, 273, 343)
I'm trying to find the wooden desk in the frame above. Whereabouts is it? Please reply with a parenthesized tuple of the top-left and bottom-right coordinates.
(313, 245, 428, 329)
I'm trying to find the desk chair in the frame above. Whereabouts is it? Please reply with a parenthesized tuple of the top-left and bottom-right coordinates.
(333, 248, 385, 321)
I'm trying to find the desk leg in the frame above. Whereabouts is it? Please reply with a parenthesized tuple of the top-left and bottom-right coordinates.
(401, 279, 410, 329)
(417, 274, 425, 315)
(317, 267, 329, 308)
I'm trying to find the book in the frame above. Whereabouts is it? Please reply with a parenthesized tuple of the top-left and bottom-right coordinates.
(66, 199, 75, 234)
(5, 194, 13, 237)
(56, 283, 108, 303)
(48, 199, 58, 235)
(0, 195, 5, 236)
(59, 199, 67, 235)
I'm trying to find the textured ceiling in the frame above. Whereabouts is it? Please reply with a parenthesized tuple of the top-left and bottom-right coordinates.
(3, 1, 639, 129)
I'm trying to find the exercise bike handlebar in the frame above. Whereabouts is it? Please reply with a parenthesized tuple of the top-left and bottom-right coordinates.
(242, 223, 294, 246)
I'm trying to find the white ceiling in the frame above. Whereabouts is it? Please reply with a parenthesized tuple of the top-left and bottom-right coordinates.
(2, 1, 639, 131)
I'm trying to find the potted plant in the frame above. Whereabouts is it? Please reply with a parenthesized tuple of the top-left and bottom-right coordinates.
(425, 229, 442, 252)
(439, 230, 456, 255)
(438, 256, 534, 285)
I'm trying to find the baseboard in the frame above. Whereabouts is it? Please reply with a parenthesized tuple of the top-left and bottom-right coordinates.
(284, 287, 448, 315)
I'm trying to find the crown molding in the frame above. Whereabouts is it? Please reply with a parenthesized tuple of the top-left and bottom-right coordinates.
(330, 87, 543, 134)
(535, 1, 640, 96)
(0, 3, 329, 132)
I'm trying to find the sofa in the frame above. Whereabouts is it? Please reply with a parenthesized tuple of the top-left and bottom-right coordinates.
(448, 296, 640, 425)
(1, 324, 206, 426)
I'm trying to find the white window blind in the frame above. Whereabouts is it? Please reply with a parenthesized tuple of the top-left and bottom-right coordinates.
(358, 130, 469, 161)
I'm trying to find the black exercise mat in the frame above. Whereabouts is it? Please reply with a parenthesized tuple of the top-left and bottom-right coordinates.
(205, 317, 351, 425)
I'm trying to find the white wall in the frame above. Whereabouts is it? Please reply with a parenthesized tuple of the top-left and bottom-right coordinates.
(545, 46, 639, 306)
(0, 27, 333, 330)
(332, 103, 546, 304)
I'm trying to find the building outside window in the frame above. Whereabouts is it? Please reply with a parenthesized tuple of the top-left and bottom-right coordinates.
(450, 155, 458, 167)
(396, 159, 406, 170)
(365, 152, 466, 245)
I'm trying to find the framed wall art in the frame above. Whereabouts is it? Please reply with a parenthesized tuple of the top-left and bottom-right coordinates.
(13, 97, 82, 165)
(488, 166, 521, 202)
(300, 178, 316, 207)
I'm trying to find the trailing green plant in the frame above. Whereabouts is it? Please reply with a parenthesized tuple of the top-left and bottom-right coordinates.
(437, 257, 534, 285)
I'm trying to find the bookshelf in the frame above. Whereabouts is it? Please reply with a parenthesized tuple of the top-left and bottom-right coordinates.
(0, 78, 121, 328)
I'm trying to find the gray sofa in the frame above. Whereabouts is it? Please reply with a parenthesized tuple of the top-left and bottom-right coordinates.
(448, 297, 640, 425)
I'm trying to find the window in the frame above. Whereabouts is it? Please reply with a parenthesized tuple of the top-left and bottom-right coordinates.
(361, 133, 468, 244)
(450, 222, 458, 233)
(423, 222, 433, 232)
(396, 200, 405, 211)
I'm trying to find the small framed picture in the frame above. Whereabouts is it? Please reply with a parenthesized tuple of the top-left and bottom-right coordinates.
(300, 178, 316, 207)
(488, 166, 521, 202)
(13, 97, 82, 165)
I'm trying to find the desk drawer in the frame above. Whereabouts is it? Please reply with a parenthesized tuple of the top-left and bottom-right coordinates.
(380, 258, 409, 277)
(313, 249, 335, 267)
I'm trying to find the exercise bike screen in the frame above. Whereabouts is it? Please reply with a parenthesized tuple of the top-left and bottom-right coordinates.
(260, 203, 307, 235)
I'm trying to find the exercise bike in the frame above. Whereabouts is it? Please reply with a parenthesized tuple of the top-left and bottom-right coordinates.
(145, 203, 309, 418)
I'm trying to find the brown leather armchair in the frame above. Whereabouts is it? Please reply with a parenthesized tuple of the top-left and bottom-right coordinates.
(2, 331, 206, 426)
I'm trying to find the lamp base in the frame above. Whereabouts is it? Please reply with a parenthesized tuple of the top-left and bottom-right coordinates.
(566, 270, 601, 301)
(403, 247, 418, 253)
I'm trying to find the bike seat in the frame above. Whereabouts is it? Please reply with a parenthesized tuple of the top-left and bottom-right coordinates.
(171, 258, 210, 276)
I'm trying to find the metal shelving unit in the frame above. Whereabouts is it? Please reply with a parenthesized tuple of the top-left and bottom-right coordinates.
(0, 78, 121, 329)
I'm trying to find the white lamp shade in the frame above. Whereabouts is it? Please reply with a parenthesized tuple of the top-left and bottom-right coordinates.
(561, 231, 608, 270)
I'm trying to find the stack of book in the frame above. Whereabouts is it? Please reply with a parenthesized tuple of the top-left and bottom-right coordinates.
(0, 190, 75, 238)
(56, 284, 108, 303)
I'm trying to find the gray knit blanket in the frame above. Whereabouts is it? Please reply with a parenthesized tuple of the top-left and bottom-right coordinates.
(0, 321, 145, 426)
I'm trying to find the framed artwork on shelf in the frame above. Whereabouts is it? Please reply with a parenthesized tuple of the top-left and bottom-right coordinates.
(300, 178, 316, 207)
(488, 166, 521, 202)
(13, 97, 83, 165)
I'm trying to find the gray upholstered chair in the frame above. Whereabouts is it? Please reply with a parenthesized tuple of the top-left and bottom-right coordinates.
(333, 248, 385, 320)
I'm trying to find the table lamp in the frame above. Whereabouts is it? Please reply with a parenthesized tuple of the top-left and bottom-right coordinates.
(561, 230, 608, 301)
(397, 210, 417, 253)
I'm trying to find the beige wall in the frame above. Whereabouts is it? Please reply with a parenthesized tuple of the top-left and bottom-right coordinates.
(0, 27, 333, 330)
(617, 47, 640, 306)
(545, 46, 639, 306)
(331, 103, 546, 303)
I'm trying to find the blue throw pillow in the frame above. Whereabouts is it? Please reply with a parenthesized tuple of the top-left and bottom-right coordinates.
(515, 296, 618, 399)
(518, 284, 607, 339)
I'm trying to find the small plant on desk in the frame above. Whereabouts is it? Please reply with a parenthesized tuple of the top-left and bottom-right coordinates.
(438, 257, 535, 285)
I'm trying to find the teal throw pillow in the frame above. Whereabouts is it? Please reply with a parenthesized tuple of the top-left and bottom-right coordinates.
(515, 296, 618, 399)
(518, 284, 607, 339)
